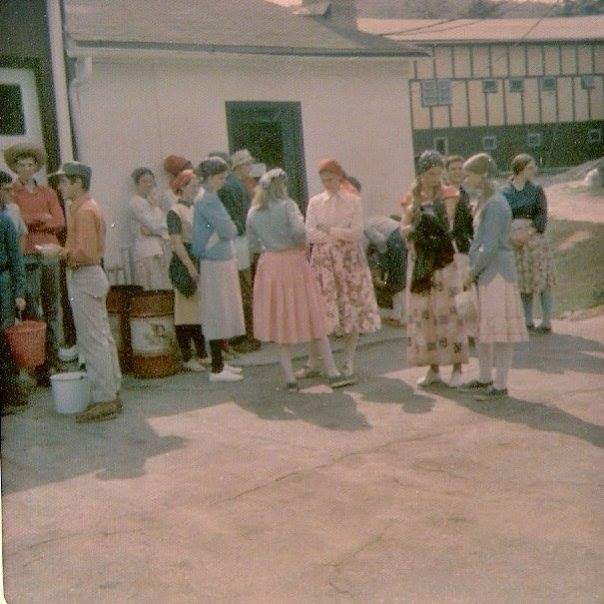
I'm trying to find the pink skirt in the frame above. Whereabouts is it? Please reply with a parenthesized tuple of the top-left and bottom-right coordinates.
(478, 275, 529, 343)
(253, 248, 328, 345)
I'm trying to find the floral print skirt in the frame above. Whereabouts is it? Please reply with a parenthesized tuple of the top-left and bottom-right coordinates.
(406, 254, 469, 367)
(514, 232, 556, 294)
(310, 240, 381, 335)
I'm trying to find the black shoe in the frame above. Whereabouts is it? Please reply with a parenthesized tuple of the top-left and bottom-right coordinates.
(285, 381, 300, 393)
(534, 325, 552, 334)
(474, 386, 508, 401)
(526, 324, 536, 332)
(460, 379, 493, 392)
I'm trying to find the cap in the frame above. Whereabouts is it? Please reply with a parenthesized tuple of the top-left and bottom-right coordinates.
(50, 161, 92, 182)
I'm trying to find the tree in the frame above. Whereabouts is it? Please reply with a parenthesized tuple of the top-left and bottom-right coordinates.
(466, 0, 503, 18)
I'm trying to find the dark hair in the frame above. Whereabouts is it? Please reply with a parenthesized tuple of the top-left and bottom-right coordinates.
(510, 153, 535, 176)
(347, 175, 362, 192)
(196, 157, 229, 181)
(0, 170, 12, 186)
(131, 167, 155, 185)
(66, 174, 91, 191)
(208, 151, 232, 168)
(445, 155, 465, 169)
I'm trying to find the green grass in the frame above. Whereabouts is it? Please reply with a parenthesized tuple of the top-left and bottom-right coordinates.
(548, 219, 604, 316)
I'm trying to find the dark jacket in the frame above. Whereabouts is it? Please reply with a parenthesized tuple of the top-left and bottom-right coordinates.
(410, 210, 455, 294)
(433, 188, 474, 254)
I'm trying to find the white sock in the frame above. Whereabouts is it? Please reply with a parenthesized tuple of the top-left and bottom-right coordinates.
(493, 343, 513, 390)
(478, 343, 493, 383)
(316, 336, 339, 378)
(278, 345, 295, 383)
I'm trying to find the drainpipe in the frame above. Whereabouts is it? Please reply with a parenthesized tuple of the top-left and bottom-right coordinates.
(46, 0, 74, 164)
(66, 51, 93, 161)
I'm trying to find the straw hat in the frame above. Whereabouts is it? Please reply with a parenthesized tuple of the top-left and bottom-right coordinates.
(4, 143, 47, 172)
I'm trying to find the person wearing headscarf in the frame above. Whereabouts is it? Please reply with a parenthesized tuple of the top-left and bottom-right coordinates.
(501, 154, 555, 334)
(461, 153, 527, 399)
(246, 168, 347, 391)
(128, 167, 170, 290)
(400, 150, 469, 388)
(161, 155, 193, 213)
(192, 157, 245, 383)
(301, 159, 380, 383)
(167, 169, 208, 372)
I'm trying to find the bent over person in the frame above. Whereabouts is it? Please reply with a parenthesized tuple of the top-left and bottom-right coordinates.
(54, 162, 122, 422)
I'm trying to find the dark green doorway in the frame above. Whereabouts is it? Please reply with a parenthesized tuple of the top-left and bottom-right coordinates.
(225, 101, 308, 210)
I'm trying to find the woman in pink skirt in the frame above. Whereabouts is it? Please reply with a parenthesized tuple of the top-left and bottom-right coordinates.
(246, 168, 348, 392)
(461, 153, 528, 400)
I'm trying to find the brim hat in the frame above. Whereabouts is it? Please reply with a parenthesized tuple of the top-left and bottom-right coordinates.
(4, 143, 47, 172)
(49, 161, 91, 183)
(231, 149, 255, 169)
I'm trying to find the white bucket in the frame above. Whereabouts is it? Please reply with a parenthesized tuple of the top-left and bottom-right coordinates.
(50, 372, 92, 414)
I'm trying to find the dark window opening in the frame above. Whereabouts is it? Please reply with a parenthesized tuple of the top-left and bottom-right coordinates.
(0, 84, 25, 135)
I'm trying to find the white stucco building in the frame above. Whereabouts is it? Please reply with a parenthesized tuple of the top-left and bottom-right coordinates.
(59, 0, 426, 268)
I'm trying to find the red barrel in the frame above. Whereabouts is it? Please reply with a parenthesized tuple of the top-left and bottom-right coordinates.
(106, 285, 143, 372)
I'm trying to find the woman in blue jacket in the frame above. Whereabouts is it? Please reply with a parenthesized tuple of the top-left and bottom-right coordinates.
(192, 157, 245, 383)
(462, 153, 527, 400)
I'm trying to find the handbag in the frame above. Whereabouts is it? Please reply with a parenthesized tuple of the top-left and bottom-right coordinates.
(169, 243, 197, 297)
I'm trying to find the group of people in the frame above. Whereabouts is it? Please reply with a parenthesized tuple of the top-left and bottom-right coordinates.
(0, 139, 555, 421)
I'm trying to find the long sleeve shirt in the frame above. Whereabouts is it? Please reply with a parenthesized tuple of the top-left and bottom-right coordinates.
(0, 213, 25, 299)
(63, 195, 106, 268)
(469, 193, 516, 285)
(246, 198, 306, 254)
(192, 188, 238, 261)
(12, 181, 65, 256)
(219, 173, 251, 236)
(501, 181, 548, 234)
(362, 216, 400, 253)
(128, 194, 168, 259)
(305, 189, 363, 245)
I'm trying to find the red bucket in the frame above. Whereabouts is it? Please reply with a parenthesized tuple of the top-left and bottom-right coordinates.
(5, 320, 47, 369)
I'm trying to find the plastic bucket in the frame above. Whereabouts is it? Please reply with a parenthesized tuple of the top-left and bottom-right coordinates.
(50, 372, 91, 414)
(5, 320, 47, 369)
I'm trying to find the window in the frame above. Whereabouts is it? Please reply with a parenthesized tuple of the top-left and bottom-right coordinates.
(0, 84, 26, 136)
(482, 135, 497, 151)
(540, 76, 556, 92)
(434, 136, 448, 156)
(482, 79, 498, 93)
(581, 75, 595, 89)
(527, 132, 543, 148)
(509, 78, 524, 93)
(588, 128, 602, 144)
(421, 79, 452, 106)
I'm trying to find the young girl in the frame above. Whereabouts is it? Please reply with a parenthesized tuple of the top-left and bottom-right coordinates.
(302, 159, 380, 382)
(192, 157, 245, 383)
(401, 150, 469, 388)
(501, 154, 555, 333)
(167, 169, 208, 372)
(462, 153, 528, 399)
(246, 168, 345, 391)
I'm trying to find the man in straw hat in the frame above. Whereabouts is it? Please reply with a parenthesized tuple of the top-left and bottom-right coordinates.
(4, 142, 65, 385)
(216, 149, 261, 354)
(52, 161, 122, 422)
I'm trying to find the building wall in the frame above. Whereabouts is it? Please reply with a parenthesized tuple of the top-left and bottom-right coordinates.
(0, 0, 60, 171)
(409, 41, 604, 166)
(73, 53, 415, 265)
(413, 121, 604, 171)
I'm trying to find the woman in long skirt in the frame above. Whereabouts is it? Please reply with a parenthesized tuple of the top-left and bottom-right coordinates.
(167, 169, 208, 372)
(400, 150, 469, 388)
(302, 159, 380, 382)
(192, 157, 245, 383)
(501, 154, 556, 333)
(246, 168, 346, 391)
(461, 153, 528, 399)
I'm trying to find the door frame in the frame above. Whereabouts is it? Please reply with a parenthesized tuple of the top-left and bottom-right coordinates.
(225, 101, 308, 210)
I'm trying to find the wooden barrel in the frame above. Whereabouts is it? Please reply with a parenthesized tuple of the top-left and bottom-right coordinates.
(106, 285, 143, 372)
(129, 289, 180, 378)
